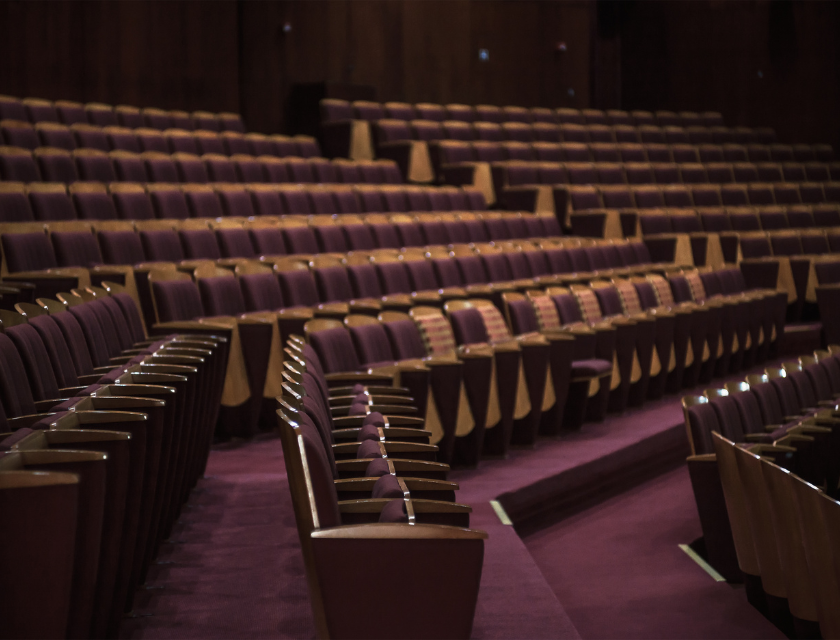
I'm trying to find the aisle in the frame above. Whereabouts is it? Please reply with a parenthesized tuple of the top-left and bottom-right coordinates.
(524, 466, 784, 640)
(120, 433, 315, 639)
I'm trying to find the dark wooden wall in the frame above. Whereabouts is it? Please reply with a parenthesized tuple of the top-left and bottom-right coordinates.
(0, 0, 240, 114)
(240, 0, 592, 133)
(0, 0, 837, 150)
(616, 0, 840, 149)
(0, 0, 591, 133)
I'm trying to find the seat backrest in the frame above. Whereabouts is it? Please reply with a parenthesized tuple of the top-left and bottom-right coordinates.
(239, 272, 284, 312)
(2, 231, 57, 272)
(51, 231, 104, 268)
(348, 322, 396, 365)
(197, 276, 246, 316)
(308, 326, 362, 373)
(448, 307, 490, 345)
(152, 278, 204, 322)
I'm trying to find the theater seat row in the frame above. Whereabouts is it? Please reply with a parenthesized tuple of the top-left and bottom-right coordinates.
(494, 160, 839, 191)
(0, 284, 228, 639)
(0, 119, 320, 158)
(281, 262, 785, 458)
(0, 94, 244, 132)
(435, 140, 834, 170)
(372, 119, 777, 149)
(682, 350, 840, 637)
(562, 182, 840, 216)
(572, 204, 840, 238)
(321, 99, 727, 128)
(278, 336, 486, 639)
(0, 145, 403, 185)
(0, 211, 559, 274)
(0, 180, 489, 222)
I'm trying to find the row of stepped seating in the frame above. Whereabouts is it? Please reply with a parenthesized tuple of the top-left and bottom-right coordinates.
(321, 99, 728, 127)
(573, 204, 840, 237)
(318, 98, 782, 171)
(0, 181, 490, 222)
(0, 119, 320, 157)
(0, 283, 229, 639)
(0, 210, 556, 274)
(437, 141, 836, 166)
(0, 94, 245, 132)
(496, 160, 839, 190)
(278, 335, 486, 639)
(0, 146, 403, 185)
(440, 143, 837, 201)
(141, 241, 787, 449)
(680, 349, 840, 638)
(564, 181, 839, 216)
(372, 119, 776, 146)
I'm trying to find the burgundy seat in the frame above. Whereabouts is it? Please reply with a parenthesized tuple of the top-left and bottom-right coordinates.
(282, 226, 320, 255)
(239, 272, 285, 312)
(2, 231, 58, 272)
(0, 185, 35, 222)
(143, 154, 179, 182)
(248, 227, 286, 256)
(110, 152, 148, 182)
(184, 189, 224, 219)
(148, 187, 190, 220)
(35, 150, 79, 183)
(71, 188, 118, 221)
(139, 230, 185, 262)
(28, 186, 77, 221)
(312, 224, 349, 253)
(216, 228, 257, 259)
(98, 230, 146, 265)
(174, 154, 210, 183)
(51, 231, 104, 267)
(277, 268, 320, 307)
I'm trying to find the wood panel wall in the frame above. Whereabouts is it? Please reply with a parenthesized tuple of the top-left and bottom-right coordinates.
(0, 0, 590, 133)
(0, 0, 240, 114)
(241, 0, 592, 133)
(617, 0, 840, 148)
(0, 0, 837, 151)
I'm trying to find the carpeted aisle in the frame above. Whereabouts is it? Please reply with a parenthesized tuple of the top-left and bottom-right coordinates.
(120, 433, 315, 639)
(524, 466, 785, 640)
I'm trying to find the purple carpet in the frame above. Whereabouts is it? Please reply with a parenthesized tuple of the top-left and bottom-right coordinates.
(119, 433, 315, 639)
(120, 358, 791, 639)
(524, 466, 785, 639)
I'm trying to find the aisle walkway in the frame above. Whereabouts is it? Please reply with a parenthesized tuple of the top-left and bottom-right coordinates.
(120, 433, 315, 639)
(524, 466, 784, 639)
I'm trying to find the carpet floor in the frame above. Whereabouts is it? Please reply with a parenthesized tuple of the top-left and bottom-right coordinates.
(524, 465, 785, 640)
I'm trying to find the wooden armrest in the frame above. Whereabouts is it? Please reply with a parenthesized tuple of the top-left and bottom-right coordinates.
(334, 477, 457, 492)
(746, 443, 797, 454)
(333, 441, 438, 456)
(329, 394, 415, 407)
(311, 523, 487, 540)
(332, 415, 426, 428)
(686, 453, 716, 462)
(34, 398, 69, 412)
(329, 385, 411, 396)
(325, 372, 395, 386)
(331, 427, 433, 441)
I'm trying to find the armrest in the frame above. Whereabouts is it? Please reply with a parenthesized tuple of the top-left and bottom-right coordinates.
(331, 426, 433, 441)
(332, 415, 425, 428)
(34, 398, 69, 412)
(329, 385, 411, 396)
(686, 453, 716, 462)
(325, 372, 395, 387)
(311, 523, 487, 540)
(328, 394, 415, 407)
(334, 477, 457, 492)
(333, 441, 439, 456)
(745, 443, 797, 454)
